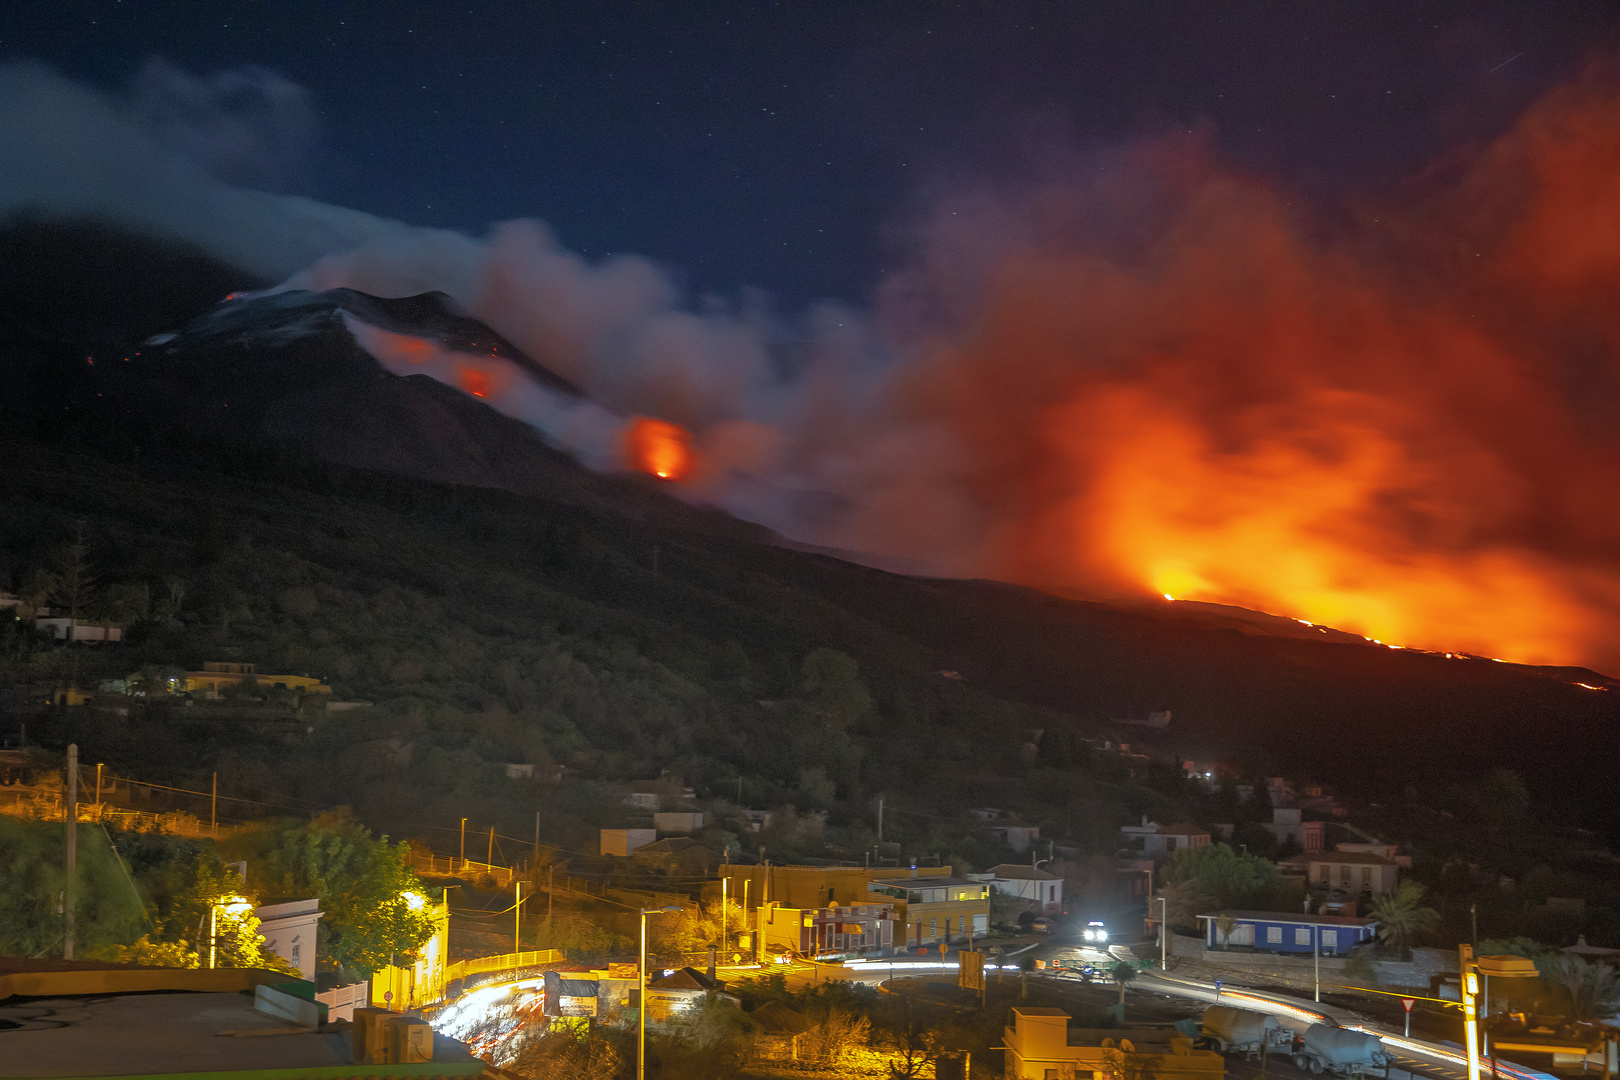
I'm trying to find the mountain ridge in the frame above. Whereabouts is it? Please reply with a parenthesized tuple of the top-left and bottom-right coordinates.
(3, 214, 1616, 836)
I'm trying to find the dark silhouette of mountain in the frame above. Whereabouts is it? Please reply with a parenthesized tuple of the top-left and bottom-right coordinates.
(0, 215, 760, 539)
(3, 215, 1616, 836)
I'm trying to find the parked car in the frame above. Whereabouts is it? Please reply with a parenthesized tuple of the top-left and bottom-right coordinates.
(1031, 916, 1054, 933)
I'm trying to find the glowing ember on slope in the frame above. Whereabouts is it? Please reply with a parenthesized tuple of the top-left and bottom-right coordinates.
(625, 416, 694, 481)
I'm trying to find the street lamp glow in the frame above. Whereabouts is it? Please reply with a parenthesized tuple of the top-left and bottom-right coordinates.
(401, 890, 427, 911)
(639, 905, 683, 1080)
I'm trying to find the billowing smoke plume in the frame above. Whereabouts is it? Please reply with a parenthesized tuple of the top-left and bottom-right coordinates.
(0, 59, 418, 277)
(9, 58, 1620, 669)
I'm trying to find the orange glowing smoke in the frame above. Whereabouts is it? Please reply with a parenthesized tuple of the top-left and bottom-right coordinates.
(457, 367, 491, 398)
(625, 416, 694, 481)
(878, 62, 1620, 670)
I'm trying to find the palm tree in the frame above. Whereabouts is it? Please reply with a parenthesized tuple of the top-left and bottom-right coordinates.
(1369, 880, 1440, 956)
(1112, 960, 1139, 1011)
(1538, 954, 1620, 1022)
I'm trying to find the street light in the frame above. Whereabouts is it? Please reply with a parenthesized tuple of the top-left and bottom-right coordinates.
(639, 905, 682, 1080)
(1462, 950, 1539, 1071)
(209, 896, 254, 969)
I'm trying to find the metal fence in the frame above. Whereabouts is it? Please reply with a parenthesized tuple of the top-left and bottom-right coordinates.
(408, 851, 518, 887)
(443, 949, 565, 983)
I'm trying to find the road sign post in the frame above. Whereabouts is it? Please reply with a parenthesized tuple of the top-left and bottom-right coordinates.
(1403, 998, 1415, 1038)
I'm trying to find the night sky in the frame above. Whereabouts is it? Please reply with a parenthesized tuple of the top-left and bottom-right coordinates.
(6, 1, 1619, 308)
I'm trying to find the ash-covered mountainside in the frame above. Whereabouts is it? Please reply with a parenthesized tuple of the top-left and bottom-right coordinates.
(157, 286, 582, 397)
(0, 216, 757, 537)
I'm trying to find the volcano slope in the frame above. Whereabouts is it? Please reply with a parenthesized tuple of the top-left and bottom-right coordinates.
(2, 216, 1617, 850)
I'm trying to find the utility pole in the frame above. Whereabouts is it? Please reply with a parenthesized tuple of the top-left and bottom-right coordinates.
(720, 876, 728, 959)
(95, 763, 103, 805)
(487, 826, 495, 865)
(64, 744, 78, 960)
(547, 864, 554, 945)
(1160, 895, 1169, 971)
(459, 818, 467, 863)
(533, 812, 540, 869)
(1314, 926, 1321, 1002)
(211, 772, 218, 837)
(514, 882, 522, 952)
(877, 796, 883, 844)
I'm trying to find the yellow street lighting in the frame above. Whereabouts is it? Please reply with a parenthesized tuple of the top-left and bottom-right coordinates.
(639, 905, 682, 1080)
(401, 890, 427, 911)
(209, 896, 254, 969)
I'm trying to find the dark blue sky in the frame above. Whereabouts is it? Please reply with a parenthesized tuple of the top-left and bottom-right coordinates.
(5, 1, 1619, 307)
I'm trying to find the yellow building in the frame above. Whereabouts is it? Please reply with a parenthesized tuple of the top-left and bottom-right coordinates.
(718, 865, 989, 952)
(1003, 1008, 1227, 1080)
(185, 661, 332, 696)
(371, 896, 449, 1011)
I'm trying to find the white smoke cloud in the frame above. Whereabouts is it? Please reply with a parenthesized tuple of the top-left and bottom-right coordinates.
(130, 56, 319, 191)
(0, 59, 943, 567)
(0, 59, 420, 279)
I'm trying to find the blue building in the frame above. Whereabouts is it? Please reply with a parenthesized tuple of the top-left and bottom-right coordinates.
(1196, 910, 1378, 956)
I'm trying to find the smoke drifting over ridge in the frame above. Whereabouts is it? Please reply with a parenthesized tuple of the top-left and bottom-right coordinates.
(8, 59, 1620, 670)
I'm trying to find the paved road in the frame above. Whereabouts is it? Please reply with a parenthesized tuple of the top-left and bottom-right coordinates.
(1054, 966, 1559, 1080)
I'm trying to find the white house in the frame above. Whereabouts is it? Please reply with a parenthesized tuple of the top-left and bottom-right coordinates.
(255, 898, 323, 980)
(35, 617, 122, 643)
(1120, 816, 1212, 857)
(1262, 808, 1324, 853)
(653, 811, 704, 833)
(1281, 848, 1399, 899)
(977, 864, 1063, 913)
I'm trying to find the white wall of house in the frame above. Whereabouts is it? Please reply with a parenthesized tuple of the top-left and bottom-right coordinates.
(256, 899, 322, 981)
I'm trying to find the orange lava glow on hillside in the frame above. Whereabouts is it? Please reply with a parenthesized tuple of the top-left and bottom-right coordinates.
(625, 416, 694, 481)
(457, 367, 491, 398)
(889, 62, 1620, 670)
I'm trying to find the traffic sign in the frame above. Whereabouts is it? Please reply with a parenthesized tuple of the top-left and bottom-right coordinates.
(1402, 998, 1415, 1012)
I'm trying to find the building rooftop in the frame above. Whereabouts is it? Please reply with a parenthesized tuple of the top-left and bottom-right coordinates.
(869, 875, 985, 889)
(1158, 822, 1211, 836)
(1283, 850, 1397, 866)
(0, 990, 482, 1079)
(1197, 909, 1379, 927)
(648, 966, 722, 991)
(985, 864, 1060, 881)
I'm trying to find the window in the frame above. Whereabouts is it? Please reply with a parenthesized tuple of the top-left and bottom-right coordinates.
(1267, 927, 1282, 944)
(1361, 868, 1372, 888)
(929, 918, 936, 939)
(1322, 929, 1338, 949)
(1295, 927, 1312, 946)
(1319, 865, 1330, 885)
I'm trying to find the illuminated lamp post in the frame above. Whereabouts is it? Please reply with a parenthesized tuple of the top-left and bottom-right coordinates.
(209, 896, 254, 969)
(639, 905, 682, 1080)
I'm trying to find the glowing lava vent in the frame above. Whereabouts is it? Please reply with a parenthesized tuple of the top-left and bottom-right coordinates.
(625, 416, 694, 481)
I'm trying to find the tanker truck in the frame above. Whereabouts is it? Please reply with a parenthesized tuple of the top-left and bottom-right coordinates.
(1293, 1023, 1392, 1077)
(1200, 1005, 1290, 1057)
